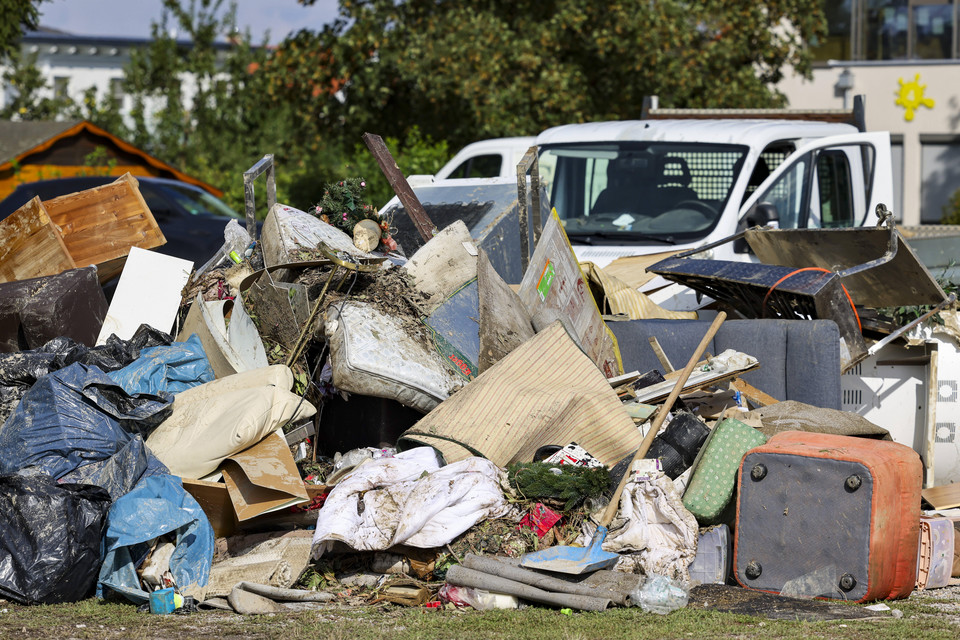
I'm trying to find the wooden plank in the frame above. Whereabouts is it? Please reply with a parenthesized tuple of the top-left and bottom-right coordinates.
(648, 337, 675, 373)
(42, 172, 165, 268)
(362, 132, 436, 242)
(730, 378, 779, 407)
(0, 196, 76, 283)
(921, 483, 960, 510)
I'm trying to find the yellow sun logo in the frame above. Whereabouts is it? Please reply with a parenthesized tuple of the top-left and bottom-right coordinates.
(895, 74, 935, 122)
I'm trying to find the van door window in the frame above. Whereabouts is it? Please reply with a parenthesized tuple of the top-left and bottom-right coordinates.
(752, 153, 812, 229)
(816, 150, 855, 228)
(447, 154, 502, 178)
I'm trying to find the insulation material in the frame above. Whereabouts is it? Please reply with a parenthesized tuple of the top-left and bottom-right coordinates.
(205, 531, 314, 598)
(517, 211, 622, 377)
(399, 321, 644, 468)
(579, 261, 697, 320)
(312, 447, 510, 556)
(145, 365, 316, 478)
(325, 302, 463, 413)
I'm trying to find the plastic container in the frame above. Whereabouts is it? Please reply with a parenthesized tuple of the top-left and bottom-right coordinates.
(689, 525, 731, 585)
(149, 587, 183, 614)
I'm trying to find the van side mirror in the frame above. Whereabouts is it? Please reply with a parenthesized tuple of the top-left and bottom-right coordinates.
(745, 202, 779, 228)
(734, 203, 780, 253)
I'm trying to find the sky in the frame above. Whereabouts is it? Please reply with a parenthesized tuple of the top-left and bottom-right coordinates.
(38, 0, 341, 44)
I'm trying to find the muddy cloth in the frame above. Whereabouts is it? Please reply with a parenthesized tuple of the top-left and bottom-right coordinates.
(0, 474, 111, 604)
(98, 474, 214, 604)
(312, 447, 510, 557)
(0, 325, 171, 427)
(0, 362, 171, 492)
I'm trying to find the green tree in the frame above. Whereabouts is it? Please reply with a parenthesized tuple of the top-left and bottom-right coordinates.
(0, 0, 46, 61)
(288, 0, 827, 151)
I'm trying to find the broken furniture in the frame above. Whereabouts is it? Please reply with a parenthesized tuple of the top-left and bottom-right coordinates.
(0, 173, 165, 284)
(734, 431, 922, 602)
(609, 319, 844, 410)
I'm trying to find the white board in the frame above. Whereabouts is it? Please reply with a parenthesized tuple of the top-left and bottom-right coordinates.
(96, 247, 193, 344)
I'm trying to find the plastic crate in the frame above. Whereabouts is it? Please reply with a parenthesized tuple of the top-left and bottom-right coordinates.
(689, 525, 731, 584)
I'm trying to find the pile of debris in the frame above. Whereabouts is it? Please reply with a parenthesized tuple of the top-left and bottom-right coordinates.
(0, 169, 958, 621)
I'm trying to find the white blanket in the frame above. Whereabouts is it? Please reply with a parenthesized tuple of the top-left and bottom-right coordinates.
(312, 448, 510, 556)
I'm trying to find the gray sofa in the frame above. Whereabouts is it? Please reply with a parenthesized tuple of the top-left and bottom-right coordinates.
(607, 318, 842, 410)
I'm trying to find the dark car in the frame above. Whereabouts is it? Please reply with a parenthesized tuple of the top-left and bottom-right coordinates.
(0, 175, 248, 268)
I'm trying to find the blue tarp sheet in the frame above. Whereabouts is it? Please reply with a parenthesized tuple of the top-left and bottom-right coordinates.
(0, 362, 171, 494)
(106, 334, 214, 396)
(97, 475, 214, 603)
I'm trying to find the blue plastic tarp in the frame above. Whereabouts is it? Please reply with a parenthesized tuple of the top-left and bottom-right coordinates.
(59, 436, 164, 501)
(0, 362, 172, 486)
(106, 334, 214, 396)
(97, 474, 214, 603)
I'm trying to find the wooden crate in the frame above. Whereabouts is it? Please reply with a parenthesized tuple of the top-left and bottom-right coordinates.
(42, 173, 166, 282)
(0, 196, 76, 284)
(0, 173, 166, 284)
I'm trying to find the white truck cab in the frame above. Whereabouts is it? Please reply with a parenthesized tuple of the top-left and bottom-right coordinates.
(535, 118, 893, 268)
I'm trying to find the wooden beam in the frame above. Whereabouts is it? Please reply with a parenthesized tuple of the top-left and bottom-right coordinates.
(362, 132, 436, 243)
(647, 337, 674, 373)
(730, 378, 779, 408)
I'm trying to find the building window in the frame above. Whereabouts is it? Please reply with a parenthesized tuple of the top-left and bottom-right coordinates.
(920, 138, 960, 223)
(110, 77, 124, 109)
(813, 0, 959, 61)
(53, 76, 69, 99)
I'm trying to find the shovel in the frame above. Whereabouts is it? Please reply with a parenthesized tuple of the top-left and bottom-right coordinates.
(520, 312, 727, 575)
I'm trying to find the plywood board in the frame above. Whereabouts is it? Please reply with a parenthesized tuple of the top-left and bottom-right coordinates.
(42, 172, 166, 270)
(922, 483, 960, 510)
(97, 247, 193, 343)
(0, 196, 76, 283)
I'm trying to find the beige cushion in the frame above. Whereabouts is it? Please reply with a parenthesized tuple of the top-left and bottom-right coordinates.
(146, 365, 315, 478)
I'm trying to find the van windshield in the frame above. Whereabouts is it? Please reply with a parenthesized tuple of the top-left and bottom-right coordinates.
(539, 142, 748, 243)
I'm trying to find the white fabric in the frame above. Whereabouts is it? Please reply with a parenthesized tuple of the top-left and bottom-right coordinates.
(312, 447, 510, 556)
(593, 471, 698, 582)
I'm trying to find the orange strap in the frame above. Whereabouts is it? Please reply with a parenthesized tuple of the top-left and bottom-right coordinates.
(762, 267, 862, 332)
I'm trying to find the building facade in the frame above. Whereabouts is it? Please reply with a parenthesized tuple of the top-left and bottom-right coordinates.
(778, 0, 960, 225)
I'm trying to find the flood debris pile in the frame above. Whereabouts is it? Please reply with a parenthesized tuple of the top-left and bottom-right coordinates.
(0, 173, 959, 622)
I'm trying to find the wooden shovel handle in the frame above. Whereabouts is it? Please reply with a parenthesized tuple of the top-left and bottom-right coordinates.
(599, 311, 727, 527)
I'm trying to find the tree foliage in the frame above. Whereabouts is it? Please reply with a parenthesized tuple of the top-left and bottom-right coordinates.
(291, 0, 828, 150)
(0, 0, 46, 62)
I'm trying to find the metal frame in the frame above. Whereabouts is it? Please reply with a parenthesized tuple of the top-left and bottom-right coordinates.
(243, 154, 276, 243)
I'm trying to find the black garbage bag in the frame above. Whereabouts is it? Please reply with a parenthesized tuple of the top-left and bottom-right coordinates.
(0, 474, 111, 604)
(0, 325, 172, 428)
(645, 411, 711, 479)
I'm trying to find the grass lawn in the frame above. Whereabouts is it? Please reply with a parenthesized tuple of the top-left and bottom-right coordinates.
(0, 596, 957, 640)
